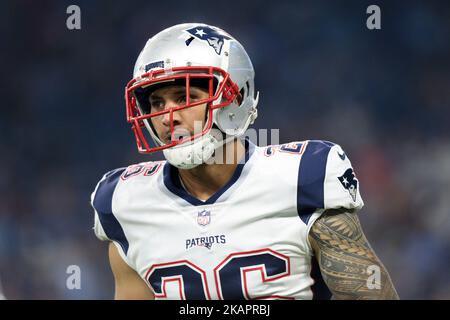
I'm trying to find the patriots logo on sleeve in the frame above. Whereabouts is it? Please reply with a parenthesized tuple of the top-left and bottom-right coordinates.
(185, 26, 231, 55)
(338, 168, 358, 202)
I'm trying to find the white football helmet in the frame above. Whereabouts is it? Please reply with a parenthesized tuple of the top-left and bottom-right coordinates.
(125, 23, 259, 169)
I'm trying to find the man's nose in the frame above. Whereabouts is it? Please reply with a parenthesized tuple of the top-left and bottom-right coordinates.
(161, 100, 182, 127)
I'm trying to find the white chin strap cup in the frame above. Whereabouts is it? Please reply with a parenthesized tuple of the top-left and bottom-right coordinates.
(163, 133, 219, 169)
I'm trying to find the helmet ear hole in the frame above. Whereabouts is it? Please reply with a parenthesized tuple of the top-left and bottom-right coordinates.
(237, 88, 244, 105)
(236, 80, 252, 106)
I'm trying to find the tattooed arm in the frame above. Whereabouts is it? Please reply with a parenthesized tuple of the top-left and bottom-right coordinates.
(308, 210, 399, 299)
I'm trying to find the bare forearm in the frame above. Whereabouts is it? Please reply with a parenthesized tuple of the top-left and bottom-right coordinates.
(309, 211, 399, 300)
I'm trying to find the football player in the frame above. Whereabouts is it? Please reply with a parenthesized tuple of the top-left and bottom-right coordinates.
(91, 23, 398, 300)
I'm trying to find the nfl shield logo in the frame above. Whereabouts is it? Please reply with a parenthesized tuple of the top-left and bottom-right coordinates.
(197, 209, 211, 226)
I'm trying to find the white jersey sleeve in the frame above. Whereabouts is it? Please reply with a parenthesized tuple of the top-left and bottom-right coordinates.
(324, 143, 364, 211)
(294, 140, 364, 250)
(90, 172, 111, 242)
(90, 167, 130, 263)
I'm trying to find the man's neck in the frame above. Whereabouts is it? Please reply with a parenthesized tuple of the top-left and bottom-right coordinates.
(177, 139, 246, 201)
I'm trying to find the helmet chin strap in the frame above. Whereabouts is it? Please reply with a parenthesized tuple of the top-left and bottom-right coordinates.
(163, 132, 218, 169)
(144, 106, 220, 169)
(163, 126, 238, 170)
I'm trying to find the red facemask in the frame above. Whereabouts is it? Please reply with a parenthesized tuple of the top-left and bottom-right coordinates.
(125, 66, 241, 154)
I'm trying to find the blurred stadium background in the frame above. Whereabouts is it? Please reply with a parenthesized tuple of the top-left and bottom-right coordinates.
(0, 0, 449, 299)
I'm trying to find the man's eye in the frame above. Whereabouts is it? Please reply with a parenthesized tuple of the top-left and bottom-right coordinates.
(178, 95, 187, 104)
(150, 100, 164, 110)
(178, 95, 199, 104)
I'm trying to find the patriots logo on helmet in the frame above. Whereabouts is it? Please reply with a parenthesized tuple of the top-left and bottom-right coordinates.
(338, 168, 358, 202)
(185, 26, 231, 55)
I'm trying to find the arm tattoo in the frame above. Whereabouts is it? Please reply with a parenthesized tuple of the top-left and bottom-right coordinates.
(309, 210, 399, 299)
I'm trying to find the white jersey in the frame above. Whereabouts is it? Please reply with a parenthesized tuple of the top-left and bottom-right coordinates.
(91, 140, 364, 300)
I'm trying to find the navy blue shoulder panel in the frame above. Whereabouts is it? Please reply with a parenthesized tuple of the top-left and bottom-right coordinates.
(93, 168, 129, 254)
(297, 140, 335, 224)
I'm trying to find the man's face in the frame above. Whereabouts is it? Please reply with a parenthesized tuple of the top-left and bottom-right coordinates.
(148, 85, 210, 144)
